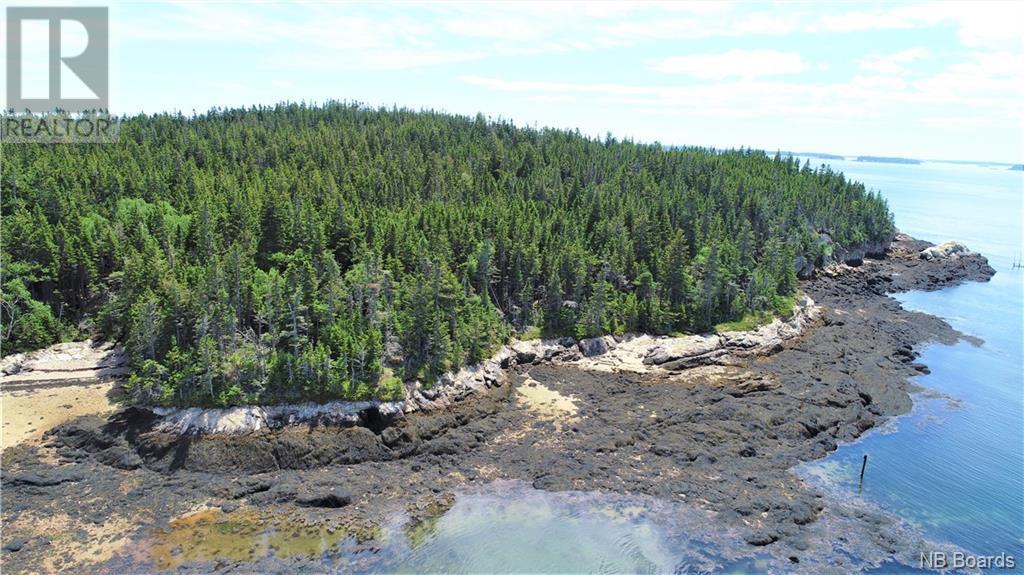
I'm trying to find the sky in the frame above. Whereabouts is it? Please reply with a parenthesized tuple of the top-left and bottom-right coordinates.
(5, 1, 1024, 163)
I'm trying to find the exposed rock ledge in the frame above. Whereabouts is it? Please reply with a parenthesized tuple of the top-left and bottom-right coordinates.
(794, 233, 894, 279)
(516, 292, 820, 374)
(149, 295, 819, 436)
(919, 240, 975, 261)
(151, 401, 407, 435)
(152, 349, 515, 436)
(0, 340, 128, 388)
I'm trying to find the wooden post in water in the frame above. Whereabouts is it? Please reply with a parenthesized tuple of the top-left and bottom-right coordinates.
(858, 454, 868, 495)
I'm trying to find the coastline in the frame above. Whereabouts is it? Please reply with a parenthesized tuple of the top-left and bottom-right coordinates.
(139, 292, 820, 437)
(0, 234, 997, 573)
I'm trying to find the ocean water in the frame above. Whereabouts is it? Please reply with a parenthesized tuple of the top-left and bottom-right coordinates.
(796, 159, 1024, 570)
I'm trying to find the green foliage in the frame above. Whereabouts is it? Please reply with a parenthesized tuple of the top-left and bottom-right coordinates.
(518, 326, 543, 340)
(0, 103, 894, 405)
(771, 293, 799, 319)
(0, 277, 64, 352)
(713, 294, 797, 333)
(713, 311, 775, 334)
(376, 370, 406, 402)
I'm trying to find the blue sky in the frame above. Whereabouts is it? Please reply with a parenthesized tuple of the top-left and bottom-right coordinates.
(9, 1, 1024, 162)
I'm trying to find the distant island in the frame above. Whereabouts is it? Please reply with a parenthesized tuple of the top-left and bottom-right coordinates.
(784, 151, 845, 160)
(856, 156, 922, 165)
(1010, 164, 1023, 171)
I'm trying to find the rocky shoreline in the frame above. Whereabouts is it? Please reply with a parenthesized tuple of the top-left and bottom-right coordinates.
(0, 235, 996, 573)
(142, 292, 820, 437)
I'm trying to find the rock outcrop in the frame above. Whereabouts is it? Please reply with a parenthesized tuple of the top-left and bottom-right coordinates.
(832, 235, 892, 267)
(151, 347, 513, 435)
(919, 241, 975, 261)
(0, 340, 128, 388)
(643, 334, 726, 370)
(578, 336, 614, 357)
(554, 293, 821, 374)
(795, 232, 895, 279)
(151, 400, 406, 435)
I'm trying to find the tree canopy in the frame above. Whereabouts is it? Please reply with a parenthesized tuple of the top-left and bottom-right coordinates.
(1, 102, 894, 406)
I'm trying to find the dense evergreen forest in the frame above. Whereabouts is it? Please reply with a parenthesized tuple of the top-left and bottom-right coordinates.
(1, 103, 894, 406)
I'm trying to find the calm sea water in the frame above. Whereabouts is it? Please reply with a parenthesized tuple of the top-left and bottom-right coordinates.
(795, 159, 1024, 571)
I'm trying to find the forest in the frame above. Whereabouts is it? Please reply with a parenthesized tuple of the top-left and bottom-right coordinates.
(1, 103, 894, 407)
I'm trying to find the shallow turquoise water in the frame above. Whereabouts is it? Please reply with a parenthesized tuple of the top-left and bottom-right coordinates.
(332, 481, 777, 574)
(796, 159, 1024, 570)
(366, 483, 714, 574)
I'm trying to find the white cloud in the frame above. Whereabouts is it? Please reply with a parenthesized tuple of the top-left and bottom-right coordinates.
(276, 49, 484, 72)
(912, 51, 1024, 116)
(651, 50, 808, 79)
(528, 94, 577, 103)
(123, 3, 469, 71)
(459, 75, 652, 96)
(731, 12, 802, 36)
(459, 58, 1023, 128)
(106, 1, 1022, 160)
(444, 17, 545, 41)
(815, 2, 1024, 50)
(816, 8, 922, 33)
(934, 1, 1024, 49)
(207, 81, 245, 92)
(859, 47, 930, 75)
(602, 11, 800, 41)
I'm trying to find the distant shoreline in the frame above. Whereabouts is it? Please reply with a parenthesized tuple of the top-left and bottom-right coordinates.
(855, 155, 921, 165)
(786, 150, 1020, 168)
